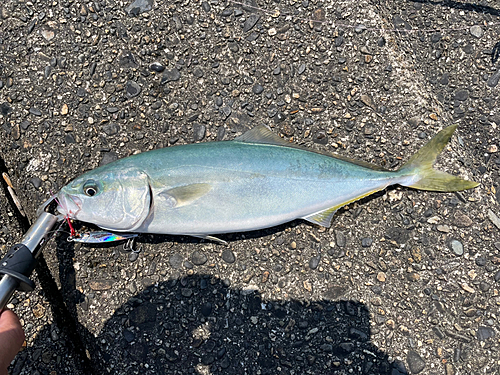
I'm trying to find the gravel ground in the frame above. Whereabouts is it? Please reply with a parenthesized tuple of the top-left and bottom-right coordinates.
(1, 0, 500, 374)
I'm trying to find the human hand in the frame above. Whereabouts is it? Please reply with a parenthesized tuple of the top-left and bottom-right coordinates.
(0, 309, 25, 375)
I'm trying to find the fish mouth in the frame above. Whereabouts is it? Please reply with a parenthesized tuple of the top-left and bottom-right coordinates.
(56, 192, 82, 218)
(36, 192, 82, 220)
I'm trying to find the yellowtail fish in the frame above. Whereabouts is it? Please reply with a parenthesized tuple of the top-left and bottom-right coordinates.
(39, 125, 478, 242)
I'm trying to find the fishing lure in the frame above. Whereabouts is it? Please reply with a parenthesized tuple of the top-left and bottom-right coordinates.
(67, 231, 138, 244)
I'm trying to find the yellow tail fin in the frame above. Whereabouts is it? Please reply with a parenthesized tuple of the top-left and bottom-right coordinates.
(399, 125, 479, 192)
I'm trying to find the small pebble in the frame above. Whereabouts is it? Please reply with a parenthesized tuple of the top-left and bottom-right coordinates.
(487, 209, 500, 230)
(30, 177, 42, 188)
(309, 255, 320, 270)
(123, 330, 135, 343)
(436, 225, 450, 233)
(100, 151, 118, 166)
(201, 302, 212, 316)
(126, 0, 154, 16)
(222, 249, 236, 264)
(252, 84, 264, 94)
(44, 66, 52, 79)
(430, 33, 441, 43)
(475, 257, 486, 267)
(89, 280, 114, 291)
(41, 28, 55, 41)
(335, 231, 346, 247)
(161, 68, 181, 84)
(494, 270, 500, 282)
(149, 62, 165, 73)
(125, 81, 141, 98)
(487, 70, 500, 88)
(349, 327, 368, 341)
(479, 281, 490, 292)
(453, 211, 472, 227)
(361, 237, 373, 247)
(193, 67, 204, 78)
(470, 25, 483, 38)
(151, 101, 162, 110)
(128, 252, 139, 262)
(243, 14, 260, 32)
(60, 103, 68, 115)
(476, 326, 496, 341)
(201, 1, 211, 12)
(191, 251, 208, 265)
(449, 239, 464, 256)
(29, 108, 42, 116)
(354, 24, 366, 33)
(445, 363, 455, 375)
(406, 350, 426, 374)
(193, 124, 206, 141)
(169, 254, 183, 269)
(454, 90, 469, 101)
(221, 106, 232, 119)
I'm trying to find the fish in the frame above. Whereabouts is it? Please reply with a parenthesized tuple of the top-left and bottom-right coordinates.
(39, 125, 478, 241)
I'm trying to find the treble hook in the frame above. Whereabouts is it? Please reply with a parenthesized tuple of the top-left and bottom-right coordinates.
(123, 237, 142, 254)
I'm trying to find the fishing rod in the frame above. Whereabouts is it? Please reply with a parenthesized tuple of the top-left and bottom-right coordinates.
(0, 202, 139, 310)
(0, 212, 59, 310)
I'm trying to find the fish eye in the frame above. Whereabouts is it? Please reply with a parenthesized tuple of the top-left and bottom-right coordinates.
(83, 180, 98, 197)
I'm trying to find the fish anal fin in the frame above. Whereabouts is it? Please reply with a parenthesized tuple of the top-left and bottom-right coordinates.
(159, 183, 212, 208)
(302, 188, 385, 227)
(302, 206, 339, 227)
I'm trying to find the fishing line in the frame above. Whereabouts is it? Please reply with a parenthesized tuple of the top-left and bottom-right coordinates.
(50, 189, 76, 236)
(227, 0, 500, 34)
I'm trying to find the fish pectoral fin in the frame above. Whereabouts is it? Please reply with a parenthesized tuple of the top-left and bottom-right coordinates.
(190, 234, 228, 245)
(159, 183, 212, 208)
(301, 206, 339, 228)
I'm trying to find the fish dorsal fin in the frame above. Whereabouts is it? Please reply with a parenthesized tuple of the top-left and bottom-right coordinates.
(234, 126, 292, 146)
(235, 126, 390, 172)
(302, 206, 339, 228)
(158, 183, 212, 208)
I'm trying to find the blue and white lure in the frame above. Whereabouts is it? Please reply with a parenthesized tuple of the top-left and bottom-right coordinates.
(68, 231, 138, 244)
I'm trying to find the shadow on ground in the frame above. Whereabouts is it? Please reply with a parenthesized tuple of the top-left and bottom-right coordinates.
(409, 0, 500, 16)
(15, 273, 409, 374)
